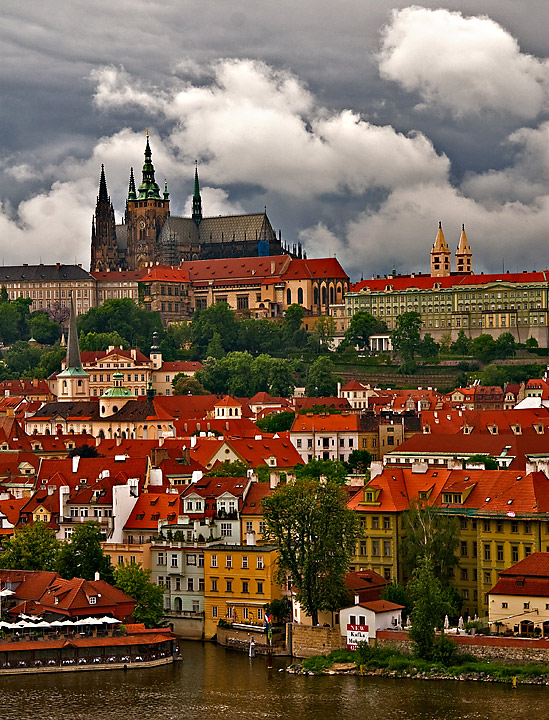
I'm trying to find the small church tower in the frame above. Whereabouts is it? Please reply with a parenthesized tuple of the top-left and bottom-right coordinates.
(57, 296, 89, 402)
(455, 224, 473, 275)
(430, 222, 451, 277)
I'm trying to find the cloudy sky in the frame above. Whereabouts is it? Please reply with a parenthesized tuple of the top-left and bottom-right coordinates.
(1, 1, 547, 280)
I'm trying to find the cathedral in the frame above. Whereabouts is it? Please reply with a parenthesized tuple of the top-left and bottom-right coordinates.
(91, 134, 300, 271)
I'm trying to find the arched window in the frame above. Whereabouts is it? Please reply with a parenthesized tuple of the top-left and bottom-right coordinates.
(286, 288, 292, 305)
(329, 286, 334, 304)
(313, 286, 319, 305)
(297, 288, 303, 304)
(321, 286, 327, 305)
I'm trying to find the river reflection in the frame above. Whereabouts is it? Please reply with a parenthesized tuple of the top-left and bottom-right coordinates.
(0, 641, 546, 720)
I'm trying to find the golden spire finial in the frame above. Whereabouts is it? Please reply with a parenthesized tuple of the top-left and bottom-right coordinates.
(146, 129, 149, 137)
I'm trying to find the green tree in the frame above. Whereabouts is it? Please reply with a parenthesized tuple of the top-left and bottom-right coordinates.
(306, 356, 340, 396)
(391, 311, 422, 372)
(470, 334, 496, 363)
(172, 374, 209, 395)
(525, 337, 539, 349)
(207, 460, 248, 477)
(67, 445, 101, 458)
(79, 331, 130, 352)
(256, 411, 296, 434)
(0, 522, 61, 571)
(12, 297, 32, 339)
(114, 562, 165, 628)
(312, 316, 336, 350)
(282, 304, 307, 349)
(0, 302, 21, 344)
(400, 499, 459, 585)
(28, 311, 60, 345)
(381, 580, 410, 622)
(479, 364, 507, 387)
(56, 522, 114, 583)
(408, 557, 452, 660)
(3, 341, 42, 375)
(295, 459, 348, 485)
(465, 454, 498, 470)
(344, 311, 388, 351)
(450, 330, 471, 356)
(33, 345, 66, 379)
(77, 298, 162, 354)
(205, 331, 225, 359)
(418, 333, 439, 361)
(0, 286, 8, 304)
(262, 477, 359, 625)
(438, 332, 452, 353)
(240, 318, 284, 356)
(190, 302, 241, 355)
(346, 449, 371, 474)
(494, 332, 516, 359)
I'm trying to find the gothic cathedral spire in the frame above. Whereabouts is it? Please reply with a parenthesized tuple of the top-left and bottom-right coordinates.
(91, 165, 118, 272)
(192, 161, 203, 225)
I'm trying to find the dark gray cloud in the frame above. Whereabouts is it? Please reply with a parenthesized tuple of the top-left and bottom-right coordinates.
(0, 1, 547, 280)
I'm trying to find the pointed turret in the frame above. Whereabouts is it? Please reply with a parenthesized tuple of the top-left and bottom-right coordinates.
(163, 179, 170, 201)
(192, 161, 202, 225)
(430, 221, 451, 277)
(56, 295, 89, 402)
(128, 167, 137, 201)
(137, 131, 161, 200)
(455, 224, 473, 275)
(98, 164, 109, 203)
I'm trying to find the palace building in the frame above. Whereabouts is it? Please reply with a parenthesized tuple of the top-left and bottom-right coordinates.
(91, 134, 299, 272)
(344, 224, 549, 346)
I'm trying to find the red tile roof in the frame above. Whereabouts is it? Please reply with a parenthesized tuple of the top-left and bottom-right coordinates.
(291, 414, 361, 432)
(241, 482, 273, 515)
(351, 270, 549, 293)
(124, 492, 181, 530)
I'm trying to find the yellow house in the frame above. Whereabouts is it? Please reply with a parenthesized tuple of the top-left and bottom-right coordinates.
(203, 544, 281, 639)
(102, 542, 152, 571)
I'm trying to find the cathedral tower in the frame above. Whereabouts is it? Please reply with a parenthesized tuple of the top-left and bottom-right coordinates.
(430, 222, 451, 277)
(91, 165, 119, 271)
(125, 132, 170, 270)
(455, 224, 473, 275)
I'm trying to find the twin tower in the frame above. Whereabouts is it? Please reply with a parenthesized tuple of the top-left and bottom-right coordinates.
(430, 222, 472, 277)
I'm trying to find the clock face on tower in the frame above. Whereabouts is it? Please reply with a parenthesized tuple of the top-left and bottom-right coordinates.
(139, 220, 146, 229)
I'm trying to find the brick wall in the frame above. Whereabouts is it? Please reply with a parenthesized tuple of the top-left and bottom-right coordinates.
(291, 624, 345, 658)
(376, 630, 549, 665)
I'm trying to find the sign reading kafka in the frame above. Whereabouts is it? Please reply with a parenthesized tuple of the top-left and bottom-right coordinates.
(346, 623, 369, 650)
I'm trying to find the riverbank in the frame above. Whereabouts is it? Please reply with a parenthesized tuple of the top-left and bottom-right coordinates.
(286, 647, 549, 685)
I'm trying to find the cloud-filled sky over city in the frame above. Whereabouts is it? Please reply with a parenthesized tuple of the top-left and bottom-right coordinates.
(1, 1, 547, 280)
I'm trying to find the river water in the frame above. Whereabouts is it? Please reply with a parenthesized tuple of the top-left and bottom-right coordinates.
(1, 641, 546, 719)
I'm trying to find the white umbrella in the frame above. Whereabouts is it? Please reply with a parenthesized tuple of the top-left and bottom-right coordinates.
(444, 615, 449, 630)
(50, 620, 64, 628)
(100, 616, 121, 624)
(84, 617, 103, 625)
(0, 621, 12, 629)
(458, 616, 464, 629)
(74, 618, 90, 626)
(33, 621, 51, 629)
(60, 620, 74, 627)
(0, 589, 15, 597)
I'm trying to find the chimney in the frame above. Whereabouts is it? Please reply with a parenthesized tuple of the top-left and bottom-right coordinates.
(94, 571, 100, 581)
(355, 594, 360, 605)
(72, 456, 80, 473)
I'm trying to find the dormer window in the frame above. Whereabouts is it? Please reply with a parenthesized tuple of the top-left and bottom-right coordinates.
(89, 596, 97, 605)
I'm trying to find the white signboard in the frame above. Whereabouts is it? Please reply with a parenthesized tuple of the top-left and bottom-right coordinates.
(347, 623, 369, 650)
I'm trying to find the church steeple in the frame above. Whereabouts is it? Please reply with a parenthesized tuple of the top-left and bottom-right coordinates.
(56, 295, 89, 402)
(455, 224, 473, 275)
(192, 161, 202, 225)
(430, 221, 451, 277)
(137, 131, 161, 200)
(128, 167, 137, 201)
(98, 164, 109, 203)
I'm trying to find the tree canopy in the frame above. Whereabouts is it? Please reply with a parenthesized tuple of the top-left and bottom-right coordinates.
(114, 562, 164, 628)
(391, 311, 422, 372)
(196, 352, 298, 397)
(344, 311, 388, 351)
(172, 374, 209, 395)
(262, 477, 359, 625)
(408, 557, 454, 660)
(256, 411, 296, 434)
(56, 522, 114, 584)
(0, 522, 60, 571)
(305, 356, 340, 396)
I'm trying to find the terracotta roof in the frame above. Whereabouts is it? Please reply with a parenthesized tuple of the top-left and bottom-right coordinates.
(293, 397, 351, 411)
(291, 414, 360, 432)
(124, 492, 181, 530)
(158, 361, 202, 372)
(351, 270, 549, 293)
(0, 570, 59, 599)
(40, 577, 135, 617)
(241, 482, 273, 514)
(360, 600, 404, 612)
(498, 552, 549, 578)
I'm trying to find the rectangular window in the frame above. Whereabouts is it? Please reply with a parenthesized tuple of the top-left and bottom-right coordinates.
(484, 544, 491, 561)
(171, 554, 178, 568)
(242, 581, 249, 593)
(199, 578, 205, 591)
(242, 556, 248, 569)
(483, 520, 491, 532)
(211, 555, 217, 568)
(501, 602, 508, 609)
(484, 572, 491, 585)
(212, 606, 218, 618)
(187, 578, 194, 591)
(383, 517, 391, 530)
(460, 541, 468, 557)
(245, 521, 253, 533)
(511, 545, 519, 562)
(360, 541, 367, 556)
(226, 555, 232, 569)
(226, 580, 233, 592)
(383, 540, 391, 557)
(257, 581, 264, 594)
(372, 516, 379, 529)
(221, 522, 232, 537)
(372, 540, 380, 557)
(257, 608, 264, 621)
(199, 555, 204, 568)
(257, 556, 264, 569)
(211, 579, 218, 592)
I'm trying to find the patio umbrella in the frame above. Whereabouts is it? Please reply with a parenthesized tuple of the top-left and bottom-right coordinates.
(74, 618, 91, 626)
(99, 616, 121, 624)
(60, 620, 74, 627)
(444, 615, 449, 630)
(0, 621, 12, 629)
(33, 621, 51, 629)
(50, 620, 64, 628)
(0, 589, 15, 597)
(84, 617, 103, 625)
(458, 616, 464, 629)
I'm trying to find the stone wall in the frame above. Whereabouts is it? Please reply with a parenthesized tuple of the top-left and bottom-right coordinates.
(376, 630, 549, 665)
(166, 616, 204, 641)
(216, 625, 288, 655)
(291, 624, 345, 658)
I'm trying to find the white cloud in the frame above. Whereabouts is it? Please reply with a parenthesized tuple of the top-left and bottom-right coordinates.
(91, 59, 450, 197)
(462, 122, 549, 205)
(183, 187, 245, 217)
(378, 7, 547, 119)
(301, 182, 549, 279)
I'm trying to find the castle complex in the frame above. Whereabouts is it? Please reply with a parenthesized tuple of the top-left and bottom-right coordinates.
(91, 134, 299, 271)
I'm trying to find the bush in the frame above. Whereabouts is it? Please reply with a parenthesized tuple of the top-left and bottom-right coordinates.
(432, 634, 457, 665)
(302, 655, 333, 672)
